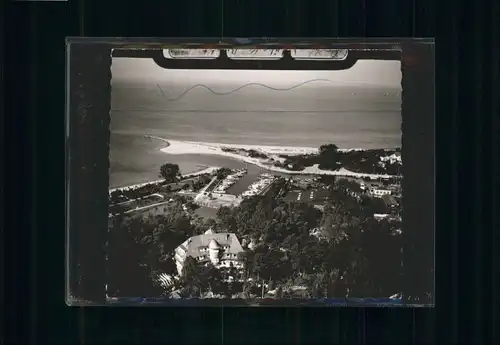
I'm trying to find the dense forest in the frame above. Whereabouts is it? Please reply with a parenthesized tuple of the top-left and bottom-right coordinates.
(107, 176, 406, 299)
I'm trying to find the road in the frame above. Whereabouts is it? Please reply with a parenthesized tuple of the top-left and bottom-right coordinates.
(123, 201, 172, 214)
(177, 191, 199, 198)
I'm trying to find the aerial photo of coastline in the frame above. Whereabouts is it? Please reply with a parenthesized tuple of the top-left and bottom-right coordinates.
(107, 52, 405, 302)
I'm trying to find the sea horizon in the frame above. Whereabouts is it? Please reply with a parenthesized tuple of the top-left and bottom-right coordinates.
(109, 61, 402, 188)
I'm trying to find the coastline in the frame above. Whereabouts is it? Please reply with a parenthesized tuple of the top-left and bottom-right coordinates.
(145, 135, 377, 155)
(109, 166, 220, 194)
(149, 135, 398, 179)
(110, 135, 400, 193)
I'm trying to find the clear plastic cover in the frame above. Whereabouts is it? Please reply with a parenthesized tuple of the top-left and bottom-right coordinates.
(65, 38, 435, 306)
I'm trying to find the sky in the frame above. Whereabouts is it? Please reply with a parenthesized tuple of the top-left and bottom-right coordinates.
(111, 57, 402, 88)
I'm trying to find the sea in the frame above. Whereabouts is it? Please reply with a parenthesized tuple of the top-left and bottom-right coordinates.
(110, 81, 401, 188)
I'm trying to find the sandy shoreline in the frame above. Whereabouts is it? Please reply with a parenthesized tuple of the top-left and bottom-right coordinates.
(149, 135, 398, 179)
(110, 136, 399, 193)
(145, 135, 375, 155)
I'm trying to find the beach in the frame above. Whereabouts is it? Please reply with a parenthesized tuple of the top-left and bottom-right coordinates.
(157, 137, 396, 178)
(109, 136, 398, 192)
(109, 133, 400, 192)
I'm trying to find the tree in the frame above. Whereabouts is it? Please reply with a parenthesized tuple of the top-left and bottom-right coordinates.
(107, 216, 164, 297)
(185, 201, 200, 212)
(159, 163, 181, 183)
(337, 179, 362, 193)
(180, 257, 224, 297)
(105, 170, 404, 300)
(318, 175, 336, 187)
(275, 286, 283, 299)
(318, 144, 339, 170)
(242, 280, 253, 299)
(319, 143, 339, 156)
(180, 256, 205, 297)
(107, 200, 208, 297)
(200, 264, 224, 295)
(238, 251, 254, 279)
(216, 207, 237, 233)
(110, 190, 126, 204)
(216, 167, 232, 180)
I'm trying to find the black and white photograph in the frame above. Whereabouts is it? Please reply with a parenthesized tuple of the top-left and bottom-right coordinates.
(107, 49, 406, 301)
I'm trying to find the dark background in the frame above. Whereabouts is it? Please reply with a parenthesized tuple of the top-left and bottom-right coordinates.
(66, 41, 428, 306)
(3, 0, 499, 344)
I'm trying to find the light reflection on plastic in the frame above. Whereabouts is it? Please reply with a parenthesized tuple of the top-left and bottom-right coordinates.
(163, 48, 348, 60)
(291, 49, 348, 60)
(164, 49, 220, 59)
(226, 49, 283, 60)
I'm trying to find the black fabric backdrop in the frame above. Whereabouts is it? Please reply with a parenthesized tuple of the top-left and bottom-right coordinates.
(3, 0, 499, 344)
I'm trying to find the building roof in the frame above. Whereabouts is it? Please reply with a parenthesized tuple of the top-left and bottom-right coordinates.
(381, 194, 397, 206)
(208, 239, 221, 249)
(177, 233, 244, 259)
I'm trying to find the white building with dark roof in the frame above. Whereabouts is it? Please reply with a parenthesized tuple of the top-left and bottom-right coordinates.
(174, 230, 245, 276)
(370, 187, 392, 197)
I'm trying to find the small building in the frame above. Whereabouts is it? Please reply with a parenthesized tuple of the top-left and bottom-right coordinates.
(380, 152, 402, 164)
(174, 231, 245, 276)
(373, 213, 389, 221)
(370, 188, 392, 197)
